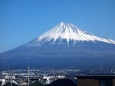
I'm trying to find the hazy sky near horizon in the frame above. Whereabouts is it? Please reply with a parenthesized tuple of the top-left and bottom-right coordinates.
(0, 0, 115, 53)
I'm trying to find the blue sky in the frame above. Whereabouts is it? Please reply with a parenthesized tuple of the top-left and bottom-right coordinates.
(0, 0, 115, 53)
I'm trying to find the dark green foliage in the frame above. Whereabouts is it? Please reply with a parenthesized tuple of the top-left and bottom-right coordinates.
(3, 82, 18, 86)
(46, 79, 76, 86)
(30, 81, 44, 86)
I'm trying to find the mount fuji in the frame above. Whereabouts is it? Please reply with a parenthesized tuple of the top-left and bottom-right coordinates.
(27, 22, 115, 45)
(0, 22, 115, 69)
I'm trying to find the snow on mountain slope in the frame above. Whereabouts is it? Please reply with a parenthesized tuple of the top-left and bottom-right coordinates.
(35, 22, 115, 45)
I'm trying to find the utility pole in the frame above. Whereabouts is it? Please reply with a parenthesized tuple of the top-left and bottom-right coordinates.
(28, 66, 29, 86)
(7, 67, 10, 82)
(10, 71, 13, 86)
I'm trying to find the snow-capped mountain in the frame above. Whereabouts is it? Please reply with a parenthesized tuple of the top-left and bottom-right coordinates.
(31, 22, 115, 46)
(0, 22, 115, 69)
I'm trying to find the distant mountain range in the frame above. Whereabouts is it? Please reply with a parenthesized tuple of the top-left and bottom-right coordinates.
(0, 22, 115, 70)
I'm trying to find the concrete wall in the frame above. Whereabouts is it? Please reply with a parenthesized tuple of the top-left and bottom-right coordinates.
(77, 79, 99, 86)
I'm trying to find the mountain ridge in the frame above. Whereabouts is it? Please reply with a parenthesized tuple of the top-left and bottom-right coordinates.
(0, 22, 115, 69)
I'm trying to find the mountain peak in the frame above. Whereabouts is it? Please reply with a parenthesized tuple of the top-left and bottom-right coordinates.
(34, 22, 115, 45)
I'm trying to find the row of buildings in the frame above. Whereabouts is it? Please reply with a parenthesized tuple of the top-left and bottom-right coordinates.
(0, 67, 115, 86)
